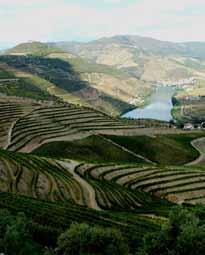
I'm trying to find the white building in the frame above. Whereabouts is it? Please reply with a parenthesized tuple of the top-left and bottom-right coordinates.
(183, 123, 194, 130)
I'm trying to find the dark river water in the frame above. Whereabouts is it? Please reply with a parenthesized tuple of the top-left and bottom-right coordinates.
(122, 86, 176, 121)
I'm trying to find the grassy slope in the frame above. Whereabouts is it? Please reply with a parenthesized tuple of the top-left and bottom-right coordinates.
(32, 135, 145, 164)
(0, 68, 15, 78)
(7, 41, 64, 57)
(62, 57, 129, 79)
(0, 78, 56, 101)
(103, 133, 205, 165)
(0, 55, 134, 116)
(0, 192, 160, 244)
(33, 133, 205, 165)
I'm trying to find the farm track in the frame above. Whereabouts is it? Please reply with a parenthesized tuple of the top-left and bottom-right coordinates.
(59, 161, 101, 211)
(2, 98, 205, 209)
(186, 137, 205, 165)
(98, 135, 154, 164)
(0, 151, 94, 206)
(4, 119, 18, 149)
(0, 98, 200, 152)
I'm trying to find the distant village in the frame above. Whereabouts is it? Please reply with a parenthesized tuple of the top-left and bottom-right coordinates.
(183, 122, 205, 131)
(169, 121, 205, 131)
(157, 77, 196, 87)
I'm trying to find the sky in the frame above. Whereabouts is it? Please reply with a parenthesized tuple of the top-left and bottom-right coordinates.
(1, 0, 205, 49)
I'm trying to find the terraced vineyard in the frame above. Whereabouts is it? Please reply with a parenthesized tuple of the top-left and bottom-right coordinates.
(0, 192, 160, 244)
(0, 150, 90, 205)
(6, 104, 141, 152)
(2, 40, 205, 254)
(0, 55, 138, 116)
(75, 163, 205, 205)
(0, 95, 204, 206)
(0, 96, 204, 210)
(0, 97, 41, 148)
(0, 89, 205, 254)
(0, 149, 171, 214)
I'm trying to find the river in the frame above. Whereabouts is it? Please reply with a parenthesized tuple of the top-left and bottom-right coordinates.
(122, 86, 176, 121)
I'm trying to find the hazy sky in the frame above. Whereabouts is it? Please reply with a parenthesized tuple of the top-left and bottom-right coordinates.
(1, 0, 205, 48)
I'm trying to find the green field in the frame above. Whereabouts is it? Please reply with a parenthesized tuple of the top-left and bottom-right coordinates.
(33, 135, 145, 163)
(0, 78, 56, 101)
(0, 95, 205, 253)
(0, 67, 15, 79)
(2, 40, 205, 255)
(103, 133, 204, 165)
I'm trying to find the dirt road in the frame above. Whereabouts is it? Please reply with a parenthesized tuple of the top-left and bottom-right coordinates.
(186, 137, 205, 166)
(59, 160, 101, 211)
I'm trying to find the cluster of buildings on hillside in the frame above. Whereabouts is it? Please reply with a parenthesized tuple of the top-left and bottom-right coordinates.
(157, 77, 196, 87)
(183, 122, 205, 131)
(183, 95, 203, 101)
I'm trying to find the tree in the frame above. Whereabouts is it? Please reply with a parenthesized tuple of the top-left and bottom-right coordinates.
(44, 247, 56, 255)
(0, 210, 40, 255)
(56, 223, 129, 255)
(138, 206, 205, 255)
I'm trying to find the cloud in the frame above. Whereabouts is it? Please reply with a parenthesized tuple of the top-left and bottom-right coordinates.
(0, 0, 205, 43)
(102, 0, 124, 3)
(0, 0, 56, 6)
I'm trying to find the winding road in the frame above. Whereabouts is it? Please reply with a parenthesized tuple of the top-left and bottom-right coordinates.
(4, 120, 17, 150)
(59, 160, 101, 211)
(186, 137, 205, 166)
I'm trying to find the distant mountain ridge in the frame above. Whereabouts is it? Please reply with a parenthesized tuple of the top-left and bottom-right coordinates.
(3, 35, 205, 119)
(52, 35, 205, 59)
(50, 35, 205, 84)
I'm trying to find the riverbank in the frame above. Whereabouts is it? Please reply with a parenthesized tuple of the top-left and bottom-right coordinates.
(122, 86, 177, 122)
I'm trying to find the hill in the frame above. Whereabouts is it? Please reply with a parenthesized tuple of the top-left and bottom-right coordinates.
(50, 35, 205, 124)
(0, 99, 204, 212)
(7, 41, 65, 57)
(53, 35, 205, 82)
(5, 42, 156, 116)
(0, 83, 204, 253)
(6, 37, 205, 122)
(0, 55, 140, 116)
(58, 35, 205, 59)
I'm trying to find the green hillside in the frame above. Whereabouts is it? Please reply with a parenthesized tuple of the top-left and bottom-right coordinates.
(2, 37, 205, 254)
(0, 55, 135, 116)
(0, 67, 15, 78)
(0, 95, 205, 253)
(32, 135, 146, 163)
(103, 133, 203, 165)
(7, 41, 64, 56)
(0, 77, 56, 101)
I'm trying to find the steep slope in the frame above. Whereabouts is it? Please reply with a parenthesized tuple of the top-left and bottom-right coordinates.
(51, 36, 205, 124)
(0, 55, 137, 116)
(54, 35, 205, 83)
(5, 37, 205, 122)
(54, 35, 205, 61)
(7, 41, 65, 57)
(76, 162, 205, 205)
(172, 79, 205, 124)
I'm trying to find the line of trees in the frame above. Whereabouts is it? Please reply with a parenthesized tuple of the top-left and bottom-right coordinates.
(1, 205, 205, 254)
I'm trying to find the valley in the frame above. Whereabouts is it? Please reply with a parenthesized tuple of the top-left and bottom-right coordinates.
(0, 35, 205, 254)
(122, 85, 176, 121)
(3, 37, 205, 126)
